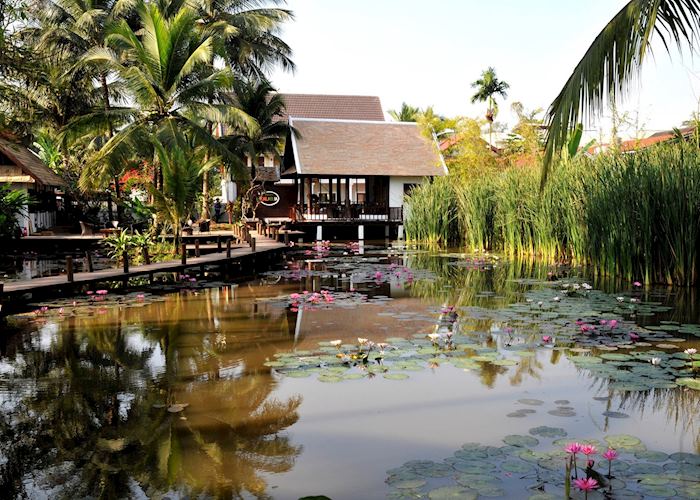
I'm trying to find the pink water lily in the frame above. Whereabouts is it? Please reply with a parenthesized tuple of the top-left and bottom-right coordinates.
(629, 332, 640, 341)
(96, 289, 108, 295)
(603, 448, 618, 477)
(608, 319, 618, 328)
(565, 442, 583, 454)
(289, 293, 301, 301)
(633, 281, 642, 287)
(581, 444, 597, 456)
(542, 335, 553, 343)
(573, 477, 599, 498)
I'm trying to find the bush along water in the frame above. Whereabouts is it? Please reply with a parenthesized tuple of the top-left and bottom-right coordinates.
(405, 142, 700, 285)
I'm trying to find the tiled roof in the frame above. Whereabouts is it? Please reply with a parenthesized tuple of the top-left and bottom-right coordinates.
(288, 118, 447, 177)
(279, 94, 384, 121)
(0, 137, 66, 187)
(588, 126, 696, 155)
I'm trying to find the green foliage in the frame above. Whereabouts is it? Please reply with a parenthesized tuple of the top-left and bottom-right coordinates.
(403, 177, 459, 247)
(0, 184, 28, 239)
(543, 0, 700, 182)
(406, 142, 700, 285)
(103, 229, 134, 262)
(388, 102, 420, 122)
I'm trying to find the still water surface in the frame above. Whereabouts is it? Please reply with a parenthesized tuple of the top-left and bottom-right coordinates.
(1, 245, 699, 499)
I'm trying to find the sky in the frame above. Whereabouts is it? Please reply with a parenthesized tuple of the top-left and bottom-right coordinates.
(270, 0, 700, 140)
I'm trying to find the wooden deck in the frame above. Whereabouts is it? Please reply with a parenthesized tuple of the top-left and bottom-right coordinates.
(2, 237, 286, 298)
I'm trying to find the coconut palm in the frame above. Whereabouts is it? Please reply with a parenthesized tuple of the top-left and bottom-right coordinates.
(193, 0, 295, 79)
(71, 0, 258, 193)
(542, 0, 700, 183)
(220, 79, 293, 217)
(470, 67, 509, 147)
(150, 137, 219, 252)
(388, 102, 420, 122)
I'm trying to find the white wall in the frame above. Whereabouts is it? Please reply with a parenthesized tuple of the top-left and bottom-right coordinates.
(389, 176, 428, 208)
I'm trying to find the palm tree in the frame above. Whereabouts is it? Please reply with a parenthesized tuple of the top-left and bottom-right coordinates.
(388, 102, 420, 122)
(220, 79, 293, 218)
(150, 137, 218, 253)
(470, 67, 510, 147)
(193, 0, 295, 79)
(542, 0, 700, 183)
(71, 0, 258, 193)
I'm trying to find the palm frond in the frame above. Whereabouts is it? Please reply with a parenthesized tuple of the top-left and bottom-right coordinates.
(542, 0, 700, 185)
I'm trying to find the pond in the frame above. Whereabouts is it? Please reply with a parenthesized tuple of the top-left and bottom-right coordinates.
(1, 244, 699, 499)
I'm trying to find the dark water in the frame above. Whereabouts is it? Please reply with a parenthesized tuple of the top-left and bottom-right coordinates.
(1, 245, 699, 499)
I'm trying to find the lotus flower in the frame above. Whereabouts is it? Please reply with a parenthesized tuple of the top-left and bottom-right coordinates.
(684, 348, 697, 355)
(290, 293, 301, 301)
(650, 357, 661, 365)
(608, 319, 618, 328)
(542, 335, 553, 343)
(633, 281, 642, 287)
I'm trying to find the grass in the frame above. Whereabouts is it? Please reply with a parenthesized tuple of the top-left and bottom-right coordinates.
(405, 142, 700, 285)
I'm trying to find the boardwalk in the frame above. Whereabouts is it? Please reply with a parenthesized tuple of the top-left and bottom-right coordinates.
(2, 237, 286, 297)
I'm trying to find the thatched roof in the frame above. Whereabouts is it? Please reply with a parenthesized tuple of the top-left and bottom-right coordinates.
(0, 136, 66, 187)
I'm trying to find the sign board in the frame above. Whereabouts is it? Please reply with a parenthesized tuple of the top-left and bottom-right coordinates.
(259, 190, 280, 207)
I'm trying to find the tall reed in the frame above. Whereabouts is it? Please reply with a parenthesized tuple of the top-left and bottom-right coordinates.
(404, 142, 700, 285)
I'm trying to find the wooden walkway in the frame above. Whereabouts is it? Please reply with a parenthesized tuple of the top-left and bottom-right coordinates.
(2, 237, 286, 297)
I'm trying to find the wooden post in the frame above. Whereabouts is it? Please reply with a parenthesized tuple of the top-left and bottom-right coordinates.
(217, 236, 222, 251)
(143, 247, 150, 265)
(251, 237, 256, 252)
(0, 282, 4, 308)
(284, 231, 289, 245)
(181, 243, 187, 265)
(66, 256, 74, 282)
(123, 251, 129, 273)
(306, 177, 313, 214)
(85, 250, 94, 272)
(194, 239, 200, 257)
(226, 239, 232, 258)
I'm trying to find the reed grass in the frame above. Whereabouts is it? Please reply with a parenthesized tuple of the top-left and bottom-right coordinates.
(405, 142, 700, 285)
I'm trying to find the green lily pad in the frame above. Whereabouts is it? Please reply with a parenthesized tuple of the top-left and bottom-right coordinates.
(394, 479, 427, 490)
(529, 426, 567, 438)
(384, 373, 410, 380)
(427, 486, 476, 500)
(503, 434, 539, 447)
(605, 434, 642, 449)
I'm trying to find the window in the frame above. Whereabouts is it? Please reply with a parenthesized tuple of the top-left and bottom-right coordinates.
(257, 155, 266, 167)
(404, 183, 419, 195)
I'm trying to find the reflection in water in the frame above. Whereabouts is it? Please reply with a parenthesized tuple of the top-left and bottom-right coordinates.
(1, 286, 303, 498)
(1, 247, 699, 498)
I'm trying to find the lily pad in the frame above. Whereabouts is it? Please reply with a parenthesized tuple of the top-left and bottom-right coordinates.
(528, 426, 567, 438)
(503, 434, 539, 447)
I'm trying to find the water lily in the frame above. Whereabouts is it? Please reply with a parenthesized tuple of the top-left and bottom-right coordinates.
(633, 281, 642, 287)
(603, 448, 618, 478)
(573, 477, 598, 498)
(329, 340, 342, 349)
(609, 319, 618, 328)
(684, 348, 697, 355)
(582, 283, 592, 290)
(357, 337, 368, 346)
(552, 296, 561, 302)
(565, 442, 583, 455)
(629, 332, 640, 341)
(581, 444, 597, 456)
(290, 293, 301, 301)
(616, 296, 625, 302)
(650, 357, 661, 365)
(542, 335, 553, 343)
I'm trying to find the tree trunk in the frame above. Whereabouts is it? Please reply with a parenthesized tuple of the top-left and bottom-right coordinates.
(202, 170, 210, 220)
(114, 176, 123, 222)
